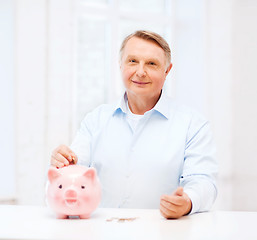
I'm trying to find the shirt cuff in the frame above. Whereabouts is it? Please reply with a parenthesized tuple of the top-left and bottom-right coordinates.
(183, 188, 201, 215)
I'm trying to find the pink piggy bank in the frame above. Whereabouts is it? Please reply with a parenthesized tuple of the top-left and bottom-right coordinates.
(46, 165, 101, 219)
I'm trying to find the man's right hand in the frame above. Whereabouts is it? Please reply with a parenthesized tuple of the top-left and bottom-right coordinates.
(51, 144, 78, 168)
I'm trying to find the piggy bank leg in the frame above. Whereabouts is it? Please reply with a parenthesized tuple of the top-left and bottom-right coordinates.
(56, 213, 68, 219)
(79, 214, 90, 219)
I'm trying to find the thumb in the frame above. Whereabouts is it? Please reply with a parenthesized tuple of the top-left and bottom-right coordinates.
(173, 187, 184, 197)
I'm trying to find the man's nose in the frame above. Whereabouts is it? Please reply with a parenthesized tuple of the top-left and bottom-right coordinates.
(136, 63, 146, 77)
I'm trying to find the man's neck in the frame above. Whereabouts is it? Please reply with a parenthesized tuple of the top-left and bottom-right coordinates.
(126, 91, 161, 115)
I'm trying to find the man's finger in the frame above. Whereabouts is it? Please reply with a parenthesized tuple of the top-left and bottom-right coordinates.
(57, 145, 74, 161)
(160, 208, 171, 219)
(174, 187, 184, 196)
(160, 199, 178, 212)
(52, 153, 69, 166)
(160, 203, 179, 219)
(161, 195, 184, 206)
(51, 158, 64, 168)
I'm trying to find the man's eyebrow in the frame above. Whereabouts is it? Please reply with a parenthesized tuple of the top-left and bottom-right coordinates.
(147, 58, 161, 63)
(126, 55, 161, 63)
(126, 55, 137, 59)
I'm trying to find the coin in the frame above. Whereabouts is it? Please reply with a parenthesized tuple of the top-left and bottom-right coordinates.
(71, 157, 75, 164)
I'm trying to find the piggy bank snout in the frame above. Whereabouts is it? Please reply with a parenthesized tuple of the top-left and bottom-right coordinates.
(65, 189, 77, 199)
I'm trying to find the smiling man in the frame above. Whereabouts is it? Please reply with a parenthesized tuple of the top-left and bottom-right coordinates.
(120, 35, 172, 115)
(51, 30, 218, 219)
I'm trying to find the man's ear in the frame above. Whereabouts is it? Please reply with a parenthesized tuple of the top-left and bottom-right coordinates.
(165, 63, 173, 76)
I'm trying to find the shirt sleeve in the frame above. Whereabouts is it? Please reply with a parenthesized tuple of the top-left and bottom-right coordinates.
(70, 114, 93, 167)
(180, 116, 218, 214)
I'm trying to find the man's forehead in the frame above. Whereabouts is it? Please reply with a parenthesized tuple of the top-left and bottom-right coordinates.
(124, 37, 165, 56)
(125, 36, 162, 48)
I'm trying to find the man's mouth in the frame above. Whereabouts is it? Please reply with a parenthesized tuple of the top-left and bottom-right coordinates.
(132, 80, 150, 85)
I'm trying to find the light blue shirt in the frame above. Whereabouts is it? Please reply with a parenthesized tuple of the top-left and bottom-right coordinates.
(71, 92, 218, 214)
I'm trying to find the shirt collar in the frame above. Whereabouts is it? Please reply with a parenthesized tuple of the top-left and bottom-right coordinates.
(113, 91, 173, 119)
(113, 93, 128, 115)
(152, 91, 172, 119)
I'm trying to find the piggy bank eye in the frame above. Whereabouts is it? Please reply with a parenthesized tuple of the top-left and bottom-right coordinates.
(59, 184, 62, 189)
(81, 185, 85, 189)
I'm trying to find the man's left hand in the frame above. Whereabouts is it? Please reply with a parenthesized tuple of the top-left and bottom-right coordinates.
(160, 187, 192, 219)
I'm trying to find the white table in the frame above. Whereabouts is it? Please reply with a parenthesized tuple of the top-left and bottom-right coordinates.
(0, 205, 257, 240)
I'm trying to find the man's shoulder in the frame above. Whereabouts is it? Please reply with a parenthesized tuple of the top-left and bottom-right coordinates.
(77, 102, 117, 133)
(84, 102, 117, 121)
(93, 103, 116, 114)
(169, 100, 208, 125)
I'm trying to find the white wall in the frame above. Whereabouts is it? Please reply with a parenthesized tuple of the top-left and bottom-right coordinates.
(15, 0, 48, 204)
(204, 0, 234, 210)
(0, 0, 16, 201)
(206, 0, 257, 211)
(174, 0, 206, 113)
(230, 0, 257, 210)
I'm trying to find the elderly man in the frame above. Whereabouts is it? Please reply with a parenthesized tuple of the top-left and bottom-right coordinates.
(51, 30, 218, 219)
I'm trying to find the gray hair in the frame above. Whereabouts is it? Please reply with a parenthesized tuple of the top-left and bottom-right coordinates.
(120, 30, 171, 66)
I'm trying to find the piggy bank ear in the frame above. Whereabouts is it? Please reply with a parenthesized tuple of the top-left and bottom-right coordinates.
(83, 168, 96, 181)
(48, 167, 61, 183)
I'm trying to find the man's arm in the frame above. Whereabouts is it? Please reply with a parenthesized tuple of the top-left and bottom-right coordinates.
(181, 119, 218, 214)
(160, 117, 218, 218)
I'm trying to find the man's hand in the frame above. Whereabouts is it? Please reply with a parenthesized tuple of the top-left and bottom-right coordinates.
(51, 144, 78, 168)
(160, 187, 192, 219)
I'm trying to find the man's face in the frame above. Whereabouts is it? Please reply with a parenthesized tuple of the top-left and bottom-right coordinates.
(120, 37, 172, 99)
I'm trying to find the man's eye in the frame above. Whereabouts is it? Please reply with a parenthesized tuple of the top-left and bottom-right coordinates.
(129, 59, 136, 63)
(149, 62, 156, 65)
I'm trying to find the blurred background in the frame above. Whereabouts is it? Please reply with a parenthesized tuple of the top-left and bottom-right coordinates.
(1, 0, 257, 211)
